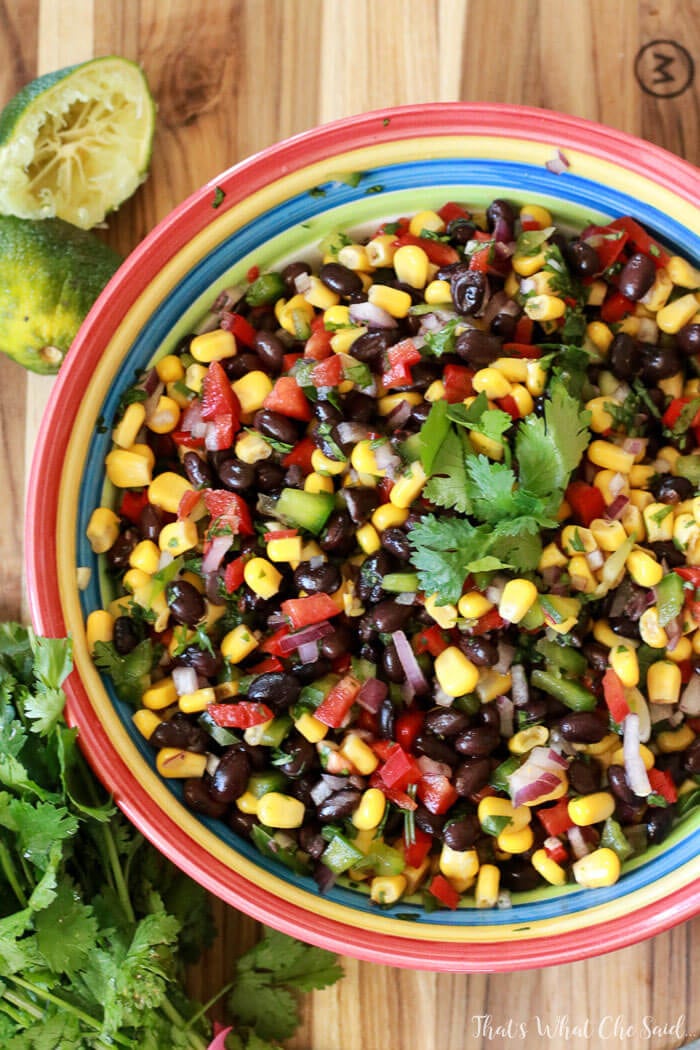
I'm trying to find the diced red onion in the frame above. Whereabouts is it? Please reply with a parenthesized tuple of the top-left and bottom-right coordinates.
(433, 686, 455, 707)
(605, 494, 629, 521)
(623, 437, 646, 458)
(613, 382, 631, 402)
(309, 554, 325, 569)
(392, 629, 429, 695)
(297, 640, 320, 664)
(585, 548, 605, 572)
(541, 565, 563, 588)
(567, 825, 591, 860)
(158, 550, 174, 571)
(547, 747, 569, 769)
(485, 577, 506, 604)
(349, 301, 398, 329)
(386, 398, 413, 429)
(201, 534, 233, 573)
(545, 149, 571, 174)
(510, 664, 529, 707)
(544, 835, 563, 854)
(417, 756, 452, 777)
(549, 727, 577, 757)
(665, 616, 683, 653)
(321, 773, 351, 790)
(194, 312, 221, 335)
(570, 573, 590, 591)
(356, 677, 388, 713)
(519, 277, 536, 295)
(608, 472, 628, 498)
(623, 713, 652, 797)
(310, 779, 335, 807)
(680, 673, 700, 715)
(141, 367, 161, 396)
(293, 271, 312, 294)
(481, 289, 509, 325)
(206, 754, 220, 776)
(494, 642, 515, 674)
(143, 380, 165, 424)
(314, 861, 338, 893)
(180, 399, 204, 435)
(510, 769, 562, 808)
(418, 311, 445, 334)
(496, 695, 514, 738)
(493, 240, 516, 261)
(629, 691, 651, 742)
(278, 621, 334, 655)
(172, 665, 199, 697)
(373, 442, 401, 477)
(336, 421, 373, 445)
(395, 591, 416, 605)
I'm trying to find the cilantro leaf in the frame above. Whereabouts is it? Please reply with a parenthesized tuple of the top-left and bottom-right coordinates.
(408, 516, 513, 603)
(93, 638, 157, 705)
(516, 379, 589, 510)
(423, 428, 472, 513)
(423, 318, 462, 357)
(34, 879, 98, 974)
(419, 399, 450, 474)
(23, 688, 65, 737)
(447, 395, 512, 444)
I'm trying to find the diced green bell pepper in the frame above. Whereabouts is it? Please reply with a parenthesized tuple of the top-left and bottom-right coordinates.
(276, 487, 336, 534)
(656, 572, 685, 627)
(321, 833, 365, 874)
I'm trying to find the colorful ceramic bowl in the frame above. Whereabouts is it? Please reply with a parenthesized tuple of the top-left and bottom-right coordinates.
(27, 103, 700, 971)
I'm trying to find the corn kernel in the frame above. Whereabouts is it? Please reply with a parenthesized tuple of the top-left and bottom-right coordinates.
(178, 687, 217, 714)
(497, 825, 535, 854)
(393, 244, 430, 288)
(105, 448, 152, 488)
(592, 619, 637, 650)
(647, 659, 682, 704)
(370, 874, 407, 905)
(538, 542, 568, 572)
(424, 279, 452, 304)
(492, 356, 528, 382)
(626, 548, 663, 588)
(513, 251, 546, 277)
(337, 244, 374, 272)
(643, 502, 675, 542)
(231, 371, 273, 415)
(145, 395, 180, 435)
(355, 522, 381, 554)
(377, 392, 422, 416)
(156, 748, 208, 778)
(475, 669, 513, 704)
(367, 283, 412, 318)
(389, 461, 427, 509)
(311, 447, 347, 476)
(524, 294, 566, 322)
(86, 609, 114, 652)
(185, 362, 208, 393)
(303, 274, 340, 309)
(587, 322, 614, 355)
(142, 677, 178, 710)
(365, 234, 397, 268)
(674, 512, 698, 552)
(371, 504, 409, 531)
(424, 379, 446, 402)
(588, 518, 627, 552)
(155, 354, 185, 383)
(235, 430, 272, 464)
(86, 507, 121, 554)
(304, 471, 334, 494)
(148, 471, 194, 515)
(508, 725, 549, 755)
(656, 724, 695, 753)
(593, 469, 629, 506)
(640, 268, 673, 312)
(508, 383, 535, 417)
(474, 863, 500, 908)
(351, 439, 387, 477)
(657, 293, 700, 334)
(235, 790, 260, 815)
(113, 401, 146, 448)
(532, 848, 568, 885)
(458, 592, 494, 620)
(190, 329, 236, 362)
(568, 554, 597, 594)
(330, 326, 366, 354)
(351, 787, 386, 829)
(472, 367, 512, 400)
(294, 711, 328, 743)
(572, 847, 621, 888)
(440, 844, 480, 882)
(409, 209, 445, 236)
(520, 203, 552, 228)
(667, 635, 692, 662)
(499, 579, 538, 623)
(266, 536, 302, 564)
(588, 440, 635, 474)
(244, 557, 282, 598)
(220, 624, 259, 663)
(568, 792, 615, 826)
(255, 792, 305, 829)
(277, 294, 314, 338)
(478, 797, 531, 832)
(628, 464, 655, 490)
(561, 525, 597, 555)
(129, 539, 161, 574)
(434, 646, 479, 697)
(658, 371, 684, 399)
(132, 708, 161, 740)
(667, 255, 700, 288)
(586, 279, 608, 306)
(468, 430, 504, 460)
(639, 606, 669, 649)
(159, 519, 199, 556)
(610, 644, 640, 688)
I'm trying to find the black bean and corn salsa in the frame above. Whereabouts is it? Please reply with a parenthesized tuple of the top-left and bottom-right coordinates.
(86, 199, 700, 911)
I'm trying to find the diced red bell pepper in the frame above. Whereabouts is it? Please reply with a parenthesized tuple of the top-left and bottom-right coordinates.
(437, 201, 471, 225)
(602, 668, 631, 724)
(395, 708, 425, 751)
(371, 739, 398, 761)
(171, 429, 205, 450)
(263, 528, 298, 542)
(677, 659, 693, 684)
(260, 625, 291, 656)
(499, 394, 520, 421)
(378, 744, 423, 790)
(501, 341, 542, 359)
(662, 396, 700, 430)
(177, 489, 202, 520)
(513, 316, 534, 344)
(263, 376, 312, 421)
(314, 674, 362, 728)
(247, 264, 260, 283)
(428, 873, 461, 910)
(201, 360, 240, 422)
(282, 436, 316, 474)
(283, 352, 303, 372)
(469, 608, 506, 635)
(468, 244, 492, 273)
(600, 290, 635, 324)
(413, 625, 450, 658)
(443, 364, 474, 403)
(223, 555, 246, 593)
(281, 593, 341, 629)
(369, 772, 418, 810)
(469, 784, 498, 805)
(580, 224, 628, 272)
(565, 480, 607, 527)
(203, 490, 254, 536)
(382, 339, 422, 390)
(311, 354, 344, 387)
(537, 796, 575, 838)
(393, 232, 460, 267)
(119, 489, 150, 523)
(403, 827, 433, 868)
(219, 311, 257, 348)
(377, 476, 394, 503)
(356, 708, 380, 733)
(416, 773, 459, 815)
(248, 655, 285, 675)
(207, 701, 274, 728)
(647, 766, 678, 804)
(375, 216, 410, 237)
(609, 216, 669, 268)
(304, 324, 334, 361)
(674, 567, 700, 585)
(544, 838, 569, 864)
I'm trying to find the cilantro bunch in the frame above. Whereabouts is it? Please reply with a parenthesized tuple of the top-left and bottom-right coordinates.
(0, 624, 342, 1049)
(410, 381, 590, 603)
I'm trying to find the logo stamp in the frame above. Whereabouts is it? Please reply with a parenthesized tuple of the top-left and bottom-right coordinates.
(634, 39, 695, 98)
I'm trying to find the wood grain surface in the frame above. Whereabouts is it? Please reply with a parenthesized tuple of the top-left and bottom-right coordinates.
(1, 2, 699, 1048)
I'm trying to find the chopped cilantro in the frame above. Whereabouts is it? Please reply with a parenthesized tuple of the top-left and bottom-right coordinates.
(212, 186, 225, 208)
(423, 428, 472, 514)
(423, 318, 462, 357)
(516, 226, 554, 255)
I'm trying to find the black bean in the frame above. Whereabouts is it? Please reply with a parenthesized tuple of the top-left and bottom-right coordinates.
(442, 814, 480, 851)
(446, 217, 476, 244)
(618, 252, 657, 301)
(357, 550, 394, 604)
(228, 811, 257, 838)
(343, 390, 375, 421)
(490, 312, 519, 341)
(113, 616, 140, 655)
(349, 329, 399, 366)
(217, 458, 256, 491)
(649, 540, 686, 569)
(609, 333, 643, 381)
(223, 351, 260, 380)
(378, 695, 395, 739)
(183, 451, 213, 489)
(291, 657, 333, 683)
(247, 672, 300, 711)
(646, 806, 674, 845)
(298, 824, 327, 860)
(684, 738, 700, 776)
(450, 267, 487, 315)
(517, 697, 548, 727)
(208, 747, 251, 803)
(380, 527, 411, 560)
(454, 757, 491, 797)
(454, 327, 502, 367)
(567, 239, 600, 277)
(254, 409, 300, 447)
(319, 261, 364, 297)
(654, 752, 684, 784)
(183, 778, 229, 818)
(314, 401, 344, 426)
(177, 644, 222, 678)
(486, 198, 515, 240)
(166, 580, 206, 627)
(455, 725, 500, 756)
(343, 487, 380, 524)
(281, 260, 311, 293)
(641, 343, 682, 383)
(320, 625, 353, 661)
(678, 323, 700, 355)
(501, 860, 542, 892)
(424, 707, 471, 737)
(414, 804, 446, 836)
(583, 641, 613, 673)
(568, 757, 602, 795)
(138, 505, 162, 542)
(293, 561, 341, 594)
(607, 764, 639, 805)
(413, 732, 459, 767)
(320, 510, 355, 556)
(558, 712, 608, 743)
(456, 636, 499, 667)
(652, 474, 694, 503)
(255, 461, 286, 493)
(150, 714, 210, 753)
(107, 527, 139, 570)
(408, 402, 431, 428)
(317, 788, 361, 822)
(381, 643, 405, 683)
(370, 599, 412, 634)
(253, 330, 285, 373)
(403, 360, 442, 392)
(276, 735, 316, 779)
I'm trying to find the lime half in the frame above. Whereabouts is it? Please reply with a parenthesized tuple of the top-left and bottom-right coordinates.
(0, 56, 155, 229)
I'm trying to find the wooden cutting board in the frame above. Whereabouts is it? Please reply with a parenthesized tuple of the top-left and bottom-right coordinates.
(1, 2, 698, 1047)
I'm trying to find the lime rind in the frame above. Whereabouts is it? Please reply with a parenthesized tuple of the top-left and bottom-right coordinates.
(0, 56, 155, 229)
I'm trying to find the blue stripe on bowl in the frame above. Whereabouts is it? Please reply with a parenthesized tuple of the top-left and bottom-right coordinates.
(77, 155, 700, 929)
